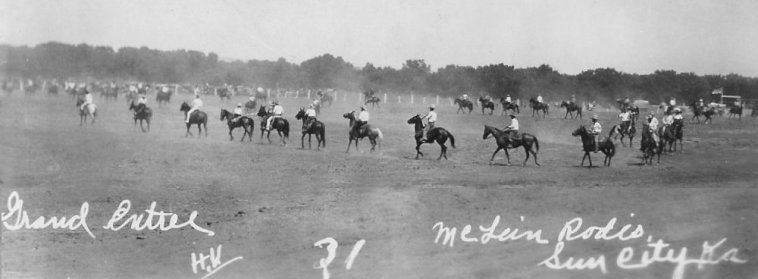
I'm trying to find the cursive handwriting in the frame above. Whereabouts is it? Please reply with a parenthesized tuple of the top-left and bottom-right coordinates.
(191, 244, 243, 279)
(433, 215, 549, 248)
(102, 200, 215, 236)
(1, 191, 95, 238)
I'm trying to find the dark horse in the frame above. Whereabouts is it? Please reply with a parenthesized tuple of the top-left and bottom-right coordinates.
(179, 102, 208, 137)
(478, 97, 495, 115)
(365, 96, 381, 108)
(571, 125, 615, 167)
(499, 98, 520, 115)
(660, 120, 684, 152)
(529, 97, 549, 118)
(407, 115, 456, 160)
(690, 103, 715, 124)
(129, 101, 152, 132)
(295, 108, 326, 150)
(75, 98, 97, 126)
(156, 90, 171, 106)
(728, 106, 743, 119)
(257, 105, 289, 145)
(454, 98, 473, 114)
(560, 101, 583, 119)
(343, 111, 383, 153)
(608, 118, 636, 147)
(640, 124, 662, 165)
(220, 109, 254, 141)
(482, 125, 540, 166)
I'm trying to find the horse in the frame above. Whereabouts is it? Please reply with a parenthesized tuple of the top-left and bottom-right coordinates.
(220, 109, 254, 142)
(75, 98, 97, 126)
(498, 99, 520, 115)
(529, 97, 549, 118)
(728, 106, 743, 119)
(407, 115, 455, 160)
(179, 102, 208, 137)
(608, 118, 636, 148)
(640, 124, 662, 165)
(365, 96, 381, 108)
(156, 90, 171, 106)
(482, 125, 540, 166)
(454, 98, 473, 114)
(295, 108, 326, 150)
(560, 101, 583, 119)
(478, 97, 495, 115)
(660, 120, 684, 153)
(571, 125, 615, 167)
(128, 101, 152, 132)
(257, 105, 289, 145)
(628, 106, 640, 122)
(343, 111, 383, 153)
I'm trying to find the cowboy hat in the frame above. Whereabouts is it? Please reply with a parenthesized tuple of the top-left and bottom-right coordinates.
(237, 103, 242, 107)
(509, 113, 516, 118)
(591, 114, 599, 120)
(360, 106, 366, 110)
(428, 104, 435, 109)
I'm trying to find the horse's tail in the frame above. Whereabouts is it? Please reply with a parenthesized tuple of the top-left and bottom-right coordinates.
(283, 120, 290, 138)
(533, 136, 539, 154)
(608, 125, 617, 137)
(449, 132, 456, 148)
(375, 128, 383, 139)
(608, 140, 616, 157)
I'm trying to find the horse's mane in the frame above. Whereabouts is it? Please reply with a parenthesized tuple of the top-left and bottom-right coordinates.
(484, 125, 503, 133)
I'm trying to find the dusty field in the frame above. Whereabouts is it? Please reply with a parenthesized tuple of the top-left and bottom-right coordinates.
(1, 91, 757, 279)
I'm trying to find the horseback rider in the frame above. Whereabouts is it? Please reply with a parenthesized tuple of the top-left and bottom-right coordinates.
(570, 94, 576, 105)
(136, 95, 148, 114)
(673, 108, 684, 123)
(536, 94, 544, 104)
(421, 104, 437, 141)
(186, 94, 203, 123)
(618, 108, 632, 133)
(352, 106, 370, 136)
(462, 94, 469, 101)
(303, 104, 318, 131)
(504, 94, 512, 105)
(266, 100, 284, 131)
(230, 103, 244, 122)
(697, 99, 705, 108)
(503, 113, 520, 140)
(80, 89, 94, 111)
(590, 114, 602, 152)
(661, 109, 674, 136)
(643, 113, 660, 150)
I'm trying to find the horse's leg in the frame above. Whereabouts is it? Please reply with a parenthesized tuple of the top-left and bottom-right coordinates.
(438, 141, 447, 160)
(564, 110, 569, 119)
(308, 134, 312, 149)
(503, 148, 511, 165)
(186, 123, 191, 137)
(229, 125, 234, 141)
(489, 147, 502, 165)
(415, 139, 422, 159)
(267, 130, 272, 144)
(346, 138, 352, 153)
(301, 133, 306, 149)
(580, 152, 587, 166)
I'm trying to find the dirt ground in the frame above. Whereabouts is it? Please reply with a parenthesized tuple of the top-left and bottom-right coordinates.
(1, 92, 757, 279)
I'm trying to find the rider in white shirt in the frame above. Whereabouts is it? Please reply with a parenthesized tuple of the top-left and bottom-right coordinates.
(537, 95, 544, 104)
(673, 108, 684, 122)
(504, 94, 512, 104)
(81, 91, 94, 110)
(186, 95, 203, 123)
(303, 104, 317, 130)
(618, 109, 631, 133)
(645, 114, 660, 148)
(421, 104, 437, 141)
(353, 106, 370, 136)
(266, 101, 284, 131)
(504, 114, 520, 139)
(590, 114, 602, 152)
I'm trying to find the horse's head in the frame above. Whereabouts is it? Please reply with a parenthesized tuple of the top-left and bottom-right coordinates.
(342, 111, 355, 120)
(571, 125, 586, 137)
(257, 105, 267, 117)
(407, 114, 421, 124)
(75, 98, 83, 107)
(295, 108, 305, 120)
(129, 101, 136, 111)
(560, 101, 568, 107)
(482, 125, 497, 139)
(219, 109, 227, 121)
(180, 102, 189, 112)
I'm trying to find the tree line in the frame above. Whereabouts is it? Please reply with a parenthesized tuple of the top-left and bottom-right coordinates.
(2, 42, 757, 104)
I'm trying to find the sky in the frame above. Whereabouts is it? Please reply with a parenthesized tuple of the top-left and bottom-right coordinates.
(2, 0, 757, 76)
